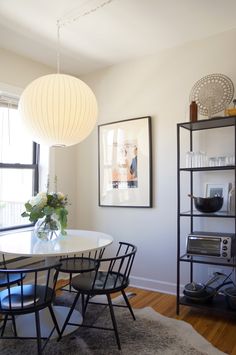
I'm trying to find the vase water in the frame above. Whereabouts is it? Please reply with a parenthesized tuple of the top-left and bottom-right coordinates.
(34, 214, 62, 241)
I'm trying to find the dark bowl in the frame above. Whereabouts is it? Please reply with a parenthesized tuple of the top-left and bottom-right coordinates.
(193, 196, 223, 213)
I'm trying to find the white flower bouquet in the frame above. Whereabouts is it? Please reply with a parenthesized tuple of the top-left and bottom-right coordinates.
(21, 191, 68, 236)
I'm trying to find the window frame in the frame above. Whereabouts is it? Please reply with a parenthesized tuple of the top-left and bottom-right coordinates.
(0, 102, 40, 232)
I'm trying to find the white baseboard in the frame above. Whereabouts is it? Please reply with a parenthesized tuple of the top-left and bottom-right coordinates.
(129, 275, 184, 295)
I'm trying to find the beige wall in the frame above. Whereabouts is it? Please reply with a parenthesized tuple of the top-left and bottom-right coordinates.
(75, 28, 236, 293)
(0, 47, 53, 87)
(1, 28, 236, 292)
(50, 146, 78, 228)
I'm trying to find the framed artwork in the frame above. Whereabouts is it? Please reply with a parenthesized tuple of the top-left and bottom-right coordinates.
(98, 116, 152, 207)
(205, 183, 230, 211)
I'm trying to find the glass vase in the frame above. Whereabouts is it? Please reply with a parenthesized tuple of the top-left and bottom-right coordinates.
(34, 214, 62, 241)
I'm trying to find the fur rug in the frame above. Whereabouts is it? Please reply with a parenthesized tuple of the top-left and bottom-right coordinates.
(0, 293, 226, 355)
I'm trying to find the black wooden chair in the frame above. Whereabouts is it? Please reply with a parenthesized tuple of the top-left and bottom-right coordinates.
(57, 248, 106, 293)
(0, 263, 61, 355)
(0, 254, 25, 288)
(0, 254, 26, 333)
(59, 242, 137, 350)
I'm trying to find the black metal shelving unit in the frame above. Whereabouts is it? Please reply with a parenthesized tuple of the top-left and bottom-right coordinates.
(177, 116, 236, 315)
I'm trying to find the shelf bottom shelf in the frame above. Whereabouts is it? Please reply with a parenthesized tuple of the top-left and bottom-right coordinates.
(179, 294, 236, 315)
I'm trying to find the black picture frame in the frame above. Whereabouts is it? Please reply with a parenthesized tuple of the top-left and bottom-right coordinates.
(98, 116, 152, 207)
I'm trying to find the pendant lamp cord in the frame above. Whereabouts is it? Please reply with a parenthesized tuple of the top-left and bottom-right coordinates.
(58, 0, 114, 28)
(56, 0, 116, 72)
(7, 102, 11, 145)
(57, 20, 61, 74)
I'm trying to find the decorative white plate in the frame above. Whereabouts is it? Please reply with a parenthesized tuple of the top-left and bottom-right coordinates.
(190, 73, 234, 116)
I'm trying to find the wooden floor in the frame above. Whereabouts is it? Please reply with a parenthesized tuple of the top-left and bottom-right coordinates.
(126, 287, 236, 355)
(56, 281, 236, 354)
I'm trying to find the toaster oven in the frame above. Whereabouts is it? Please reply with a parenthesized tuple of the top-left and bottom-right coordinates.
(186, 231, 236, 260)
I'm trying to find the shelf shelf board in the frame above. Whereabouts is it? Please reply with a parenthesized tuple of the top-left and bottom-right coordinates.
(180, 166, 235, 172)
(180, 210, 236, 218)
(179, 253, 236, 267)
(178, 116, 236, 131)
(179, 295, 236, 315)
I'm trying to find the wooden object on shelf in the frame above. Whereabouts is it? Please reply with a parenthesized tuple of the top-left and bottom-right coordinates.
(225, 108, 236, 116)
(225, 98, 236, 116)
(190, 101, 198, 122)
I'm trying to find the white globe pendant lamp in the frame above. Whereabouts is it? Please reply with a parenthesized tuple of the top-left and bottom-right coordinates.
(18, 73, 98, 147)
(19, 0, 115, 147)
(17, 1, 109, 148)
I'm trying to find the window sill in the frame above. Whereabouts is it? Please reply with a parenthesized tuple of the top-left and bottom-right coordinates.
(0, 226, 33, 236)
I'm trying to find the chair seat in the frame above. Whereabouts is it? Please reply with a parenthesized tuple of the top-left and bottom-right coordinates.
(0, 273, 25, 287)
(58, 257, 98, 274)
(72, 271, 127, 294)
(0, 262, 61, 354)
(59, 242, 137, 350)
(0, 284, 53, 310)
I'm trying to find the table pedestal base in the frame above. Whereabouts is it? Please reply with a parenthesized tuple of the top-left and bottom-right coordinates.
(15, 306, 82, 339)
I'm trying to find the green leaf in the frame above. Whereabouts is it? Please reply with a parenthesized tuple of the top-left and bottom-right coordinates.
(25, 202, 33, 212)
(43, 206, 54, 215)
(55, 207, 68, 230)
(27, 205, 45, 222)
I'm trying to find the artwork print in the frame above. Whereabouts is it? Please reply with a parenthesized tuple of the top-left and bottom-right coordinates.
(98, 116, 152, 207)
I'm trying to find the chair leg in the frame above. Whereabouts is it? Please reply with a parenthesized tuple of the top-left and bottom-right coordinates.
(69, 273, 72, 292)
(59, 292, 80, 339)
(121, 289, 136, 320)
(81, 294, 85, 316)
(82, 294, 89, 318)
(35, 311, 42, 355)
(83, 294, 90, 317)
(48, 305, 61, 337)
(11, 315, 18, 336)
(107, 294, 121, 350)
(1, 314, 8, 336)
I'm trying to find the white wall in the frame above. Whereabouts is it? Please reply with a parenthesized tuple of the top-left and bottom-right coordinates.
(1, 29, 236, 293)
(50, 146, 78, 228)
(75, 28, 236, 293)
(0, 47, 53, 87)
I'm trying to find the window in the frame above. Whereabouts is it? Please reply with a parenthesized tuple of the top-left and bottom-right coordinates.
(0, 93, 39, 231)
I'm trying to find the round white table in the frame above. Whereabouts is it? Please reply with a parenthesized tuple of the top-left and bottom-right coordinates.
(0, 228, 113, 338)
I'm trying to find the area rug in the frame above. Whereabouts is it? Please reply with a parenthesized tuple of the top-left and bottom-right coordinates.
(0, 293, 227, 355)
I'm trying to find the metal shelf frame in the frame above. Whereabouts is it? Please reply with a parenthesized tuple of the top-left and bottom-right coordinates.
(176, 115, 236, 316)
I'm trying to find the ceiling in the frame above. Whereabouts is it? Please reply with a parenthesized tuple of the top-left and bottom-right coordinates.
(0, 0, 236, 76)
